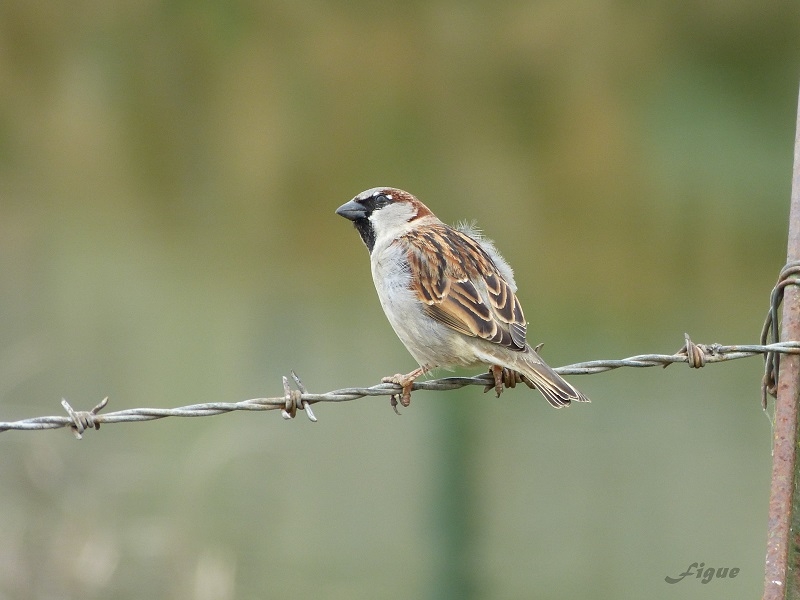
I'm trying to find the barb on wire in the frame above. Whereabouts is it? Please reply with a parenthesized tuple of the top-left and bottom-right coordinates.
(2, 337, 799, 438)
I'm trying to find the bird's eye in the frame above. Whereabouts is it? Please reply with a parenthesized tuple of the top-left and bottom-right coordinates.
(374, 194, 391, 208)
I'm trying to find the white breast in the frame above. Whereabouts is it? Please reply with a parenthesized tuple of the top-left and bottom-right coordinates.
(369, 236, 482, 370)
(370, 240, 420, 353)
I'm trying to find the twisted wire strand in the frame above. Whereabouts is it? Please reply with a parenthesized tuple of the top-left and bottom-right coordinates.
(761, 260, 800, 407)
(2, 338, 798, 438)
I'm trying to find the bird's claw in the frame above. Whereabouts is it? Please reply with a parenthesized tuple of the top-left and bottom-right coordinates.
(484, 365, 536, 397)
(382, 373, 414, 407)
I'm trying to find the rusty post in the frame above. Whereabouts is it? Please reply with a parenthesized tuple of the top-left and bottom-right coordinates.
(763, 85, 800, 600)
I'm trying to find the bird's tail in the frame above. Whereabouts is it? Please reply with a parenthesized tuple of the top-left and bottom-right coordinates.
(494, 347, 590, 408)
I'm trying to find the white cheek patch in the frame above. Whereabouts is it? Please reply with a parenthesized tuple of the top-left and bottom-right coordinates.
(369, 201, 419, 240)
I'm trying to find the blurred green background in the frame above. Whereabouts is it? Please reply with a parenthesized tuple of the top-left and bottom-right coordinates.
(1, 1, 798, 598)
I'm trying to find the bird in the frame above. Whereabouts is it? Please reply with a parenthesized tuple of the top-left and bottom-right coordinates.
(335, 187, 590, 411)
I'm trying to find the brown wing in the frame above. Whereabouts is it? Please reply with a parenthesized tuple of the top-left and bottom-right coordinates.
(403, 224, 527, 350)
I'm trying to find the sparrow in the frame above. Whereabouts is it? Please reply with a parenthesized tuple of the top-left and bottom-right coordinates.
(336, 187, 590, 411)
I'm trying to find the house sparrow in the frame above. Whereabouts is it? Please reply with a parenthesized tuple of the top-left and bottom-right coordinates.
(336, 187, 590, 410)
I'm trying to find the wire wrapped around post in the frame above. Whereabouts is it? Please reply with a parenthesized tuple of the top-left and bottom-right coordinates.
(762, 83, 800, 600)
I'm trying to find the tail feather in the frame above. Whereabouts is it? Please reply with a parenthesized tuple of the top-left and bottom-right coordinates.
(484, 347, 590, 408)
(521, 357, 590, 408)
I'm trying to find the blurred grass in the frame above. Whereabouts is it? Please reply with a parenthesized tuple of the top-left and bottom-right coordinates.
(0, 1, 798, 598)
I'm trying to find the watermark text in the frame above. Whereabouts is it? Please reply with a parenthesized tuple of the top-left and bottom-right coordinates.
(665, 562, 739, 584)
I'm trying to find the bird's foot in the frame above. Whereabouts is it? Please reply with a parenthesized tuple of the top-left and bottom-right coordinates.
(382, 366, 426, 411)
(484, 365, 535, 397)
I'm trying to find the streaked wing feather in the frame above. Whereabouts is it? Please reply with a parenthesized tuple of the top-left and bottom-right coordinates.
(404, 224, 527, 351)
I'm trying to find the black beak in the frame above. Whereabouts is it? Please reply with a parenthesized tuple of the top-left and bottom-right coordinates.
(335, 200, 367, 221)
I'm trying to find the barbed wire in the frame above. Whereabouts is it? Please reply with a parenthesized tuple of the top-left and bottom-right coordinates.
(1, 335, 796, 439)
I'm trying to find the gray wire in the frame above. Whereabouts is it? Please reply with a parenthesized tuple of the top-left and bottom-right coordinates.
(2, 338, 796, 437)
